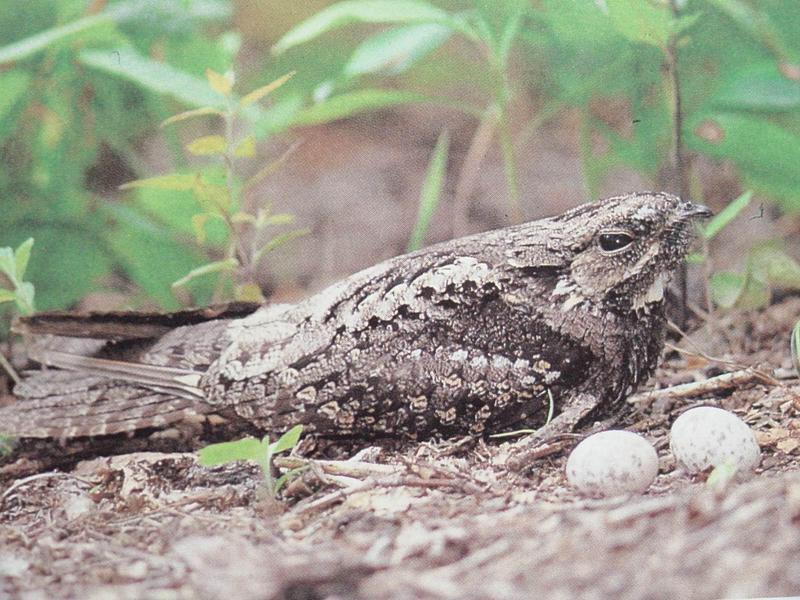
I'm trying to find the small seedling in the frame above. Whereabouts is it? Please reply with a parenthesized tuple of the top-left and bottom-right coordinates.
(198, 424, 305, 497)
(706, 461, 738, 491)
(688, 191, 800, 311)
(0, 238, 35, 317)
(0, 237, 35, 385)
(121, 69, 307, 303)
(791, 320, 800, 377)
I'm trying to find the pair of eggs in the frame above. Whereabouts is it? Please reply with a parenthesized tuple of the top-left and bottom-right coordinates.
(565, 406, 761, 497)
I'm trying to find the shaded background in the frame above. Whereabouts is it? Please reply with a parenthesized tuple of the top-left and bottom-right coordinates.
(0, 0, 798, 320)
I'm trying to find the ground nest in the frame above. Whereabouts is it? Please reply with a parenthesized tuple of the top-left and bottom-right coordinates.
(1, 298, 799, 599)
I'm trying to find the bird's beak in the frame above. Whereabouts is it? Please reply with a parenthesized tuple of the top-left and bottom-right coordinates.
(681, 203, 713, 219)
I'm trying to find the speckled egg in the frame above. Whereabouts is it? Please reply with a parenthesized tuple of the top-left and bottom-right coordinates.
(566, 430, 659, 497)
(669, 406, 761, 475)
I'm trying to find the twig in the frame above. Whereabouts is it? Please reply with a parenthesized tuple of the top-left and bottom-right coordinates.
(398, 457, 485, 495)
(273, 456, 401, 479)
(452, 105, 499, 237)
(505, 438, 571, 472)
(628, 368, 778, 404)
(0, 351, 20, 385)
(291, 475, 469, 517)
(665, 320, 778, 383)
(1, 471, 90, 503)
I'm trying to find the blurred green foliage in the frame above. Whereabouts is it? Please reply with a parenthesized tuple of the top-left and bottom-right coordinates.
(1, 0, 799, 317)
(0, 0, 238, 311)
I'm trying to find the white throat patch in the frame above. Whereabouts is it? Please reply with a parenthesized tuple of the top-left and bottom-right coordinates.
(632, 273, 667, 310)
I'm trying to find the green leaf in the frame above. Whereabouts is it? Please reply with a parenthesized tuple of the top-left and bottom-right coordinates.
(186, 135, 227, 156)
(120, 173, 198, 192)
(687, 113, 800, 208)
(289, 89, 473, 127)
(245, 141, 302, 188)
(702, 191, 752, 240)
(240, 72, 295, 107)
(272, 0, 454, 54)
(749, 244, 800, 289)
(344, 23, 452, 78)
(408, 129, 449, 252)
(253, 229, 310, 264)
(14, 238, 34, 280)
(273, 467, 308, 495)
(102, 204, 214, 309)
(0, 11, 116, 64)
(709, 271, 745, 309)
(198, 437, 264, 466)
(10, 226, 112, 310)
(124, 183, 229, 248)
(711, 267, 771, 311)
(259, 213, 296, 227)
(705, 0, 790, 58)
(0, 289, 16, 304)
(193, 180, 231, 213)
(791, 320, 800, 377)
(206, 68, 233, 96)
(0, 247, 15, 281)
(79, 47, 226, 110)
(269, 424, 304, 454)
(191, 213, 210, 245)
(14, 281, 35, 316)
(713, 63, 800, 112)
(234, 136, 256, 158)
(497, 6, 525, 67)
(161, 107, 224, 128)
(603, 0, 672, 49)
(230, 212, 257, 225)
(172, 257, 237, 289)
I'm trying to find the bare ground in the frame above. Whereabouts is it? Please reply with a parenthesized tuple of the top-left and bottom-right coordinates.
(1, 296, 799, 600)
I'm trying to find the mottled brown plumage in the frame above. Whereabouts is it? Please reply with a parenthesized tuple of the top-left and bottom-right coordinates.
(2, 192, 710, 442)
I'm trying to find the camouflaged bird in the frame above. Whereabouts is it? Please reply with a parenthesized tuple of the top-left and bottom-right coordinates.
(2, 192, 710, 442)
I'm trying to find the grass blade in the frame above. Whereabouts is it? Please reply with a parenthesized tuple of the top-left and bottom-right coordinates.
(407, 129, 450, 251)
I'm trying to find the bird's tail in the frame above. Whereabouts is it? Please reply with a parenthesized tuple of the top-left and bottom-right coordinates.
(1, 302, 259, 439)
(2, 369, 207, 438)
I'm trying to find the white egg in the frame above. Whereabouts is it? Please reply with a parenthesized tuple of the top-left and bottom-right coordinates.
(566, 430, 659, 497)
(669, 406, 761, 475)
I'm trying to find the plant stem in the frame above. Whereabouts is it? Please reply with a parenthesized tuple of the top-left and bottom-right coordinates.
(666, 0, 691, 329)
(497, 106, 522, 223)
(0, 352, 20, 385)
(452, 105, 498, 237)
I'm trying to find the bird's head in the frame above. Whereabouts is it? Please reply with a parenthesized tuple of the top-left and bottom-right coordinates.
(551, 192, 712, 313)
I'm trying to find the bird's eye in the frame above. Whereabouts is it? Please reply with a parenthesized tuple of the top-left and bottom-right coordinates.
(599, 232, 634, 253)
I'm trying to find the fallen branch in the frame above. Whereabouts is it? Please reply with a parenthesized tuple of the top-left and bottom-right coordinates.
(291, 475, 470, 518)
(628, 368, 779, 404)
(504, 439, 571, 473)
(273, 456, 401, 479)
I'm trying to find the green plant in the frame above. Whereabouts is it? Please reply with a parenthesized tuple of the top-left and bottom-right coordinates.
(271, 0, 530, 222)
(0, 237, 36, 386)
(0, 238, 35, 317)
(0, 0, 239, 311)
(791, 320, 800, 377)
(684, 190, 800, 311)
(407, 129, 450, 251)
(121, 69, 308, 303)
(198, 425, 305, 497)
(267, 0, 800, 228)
